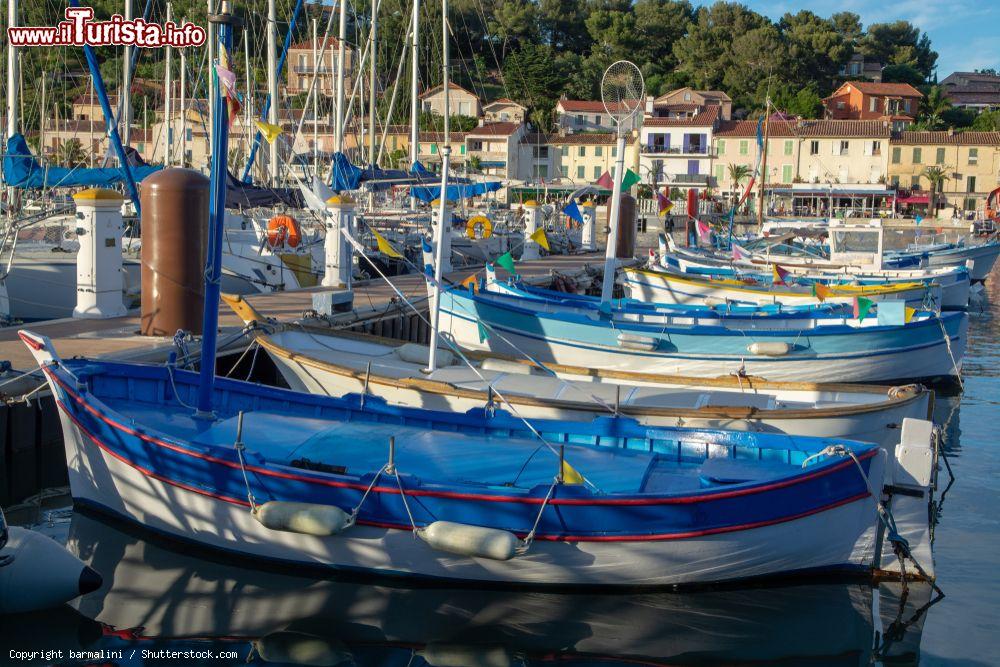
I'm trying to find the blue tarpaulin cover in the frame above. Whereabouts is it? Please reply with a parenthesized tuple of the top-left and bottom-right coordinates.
(410, 181, 502, 203)
(3, 133, 160, 189)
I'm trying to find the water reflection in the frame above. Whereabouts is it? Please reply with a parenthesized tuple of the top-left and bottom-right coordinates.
(0, 511, 941, 666)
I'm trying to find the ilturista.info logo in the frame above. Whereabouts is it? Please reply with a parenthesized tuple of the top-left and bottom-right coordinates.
(7, 7, 206, 48)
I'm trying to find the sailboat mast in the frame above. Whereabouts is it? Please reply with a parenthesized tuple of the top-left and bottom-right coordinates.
(180, 46, 187, 166)
(368, 0, 378, 165)
(196, 0, 238, 416)
(39, 72, 46, 154)
(409, 0, 420, 208)
(427, 0, 450, 373)
(122, 0, 133, 145)
(164, 2, 173, 165)
(334, 0, 348, 153)
(6, 0, 19, 139)
(313, 18, 319, 174)
(757, 97, 771, 228)
(207, 0, 216, 134)
(266, 0, 280, 185)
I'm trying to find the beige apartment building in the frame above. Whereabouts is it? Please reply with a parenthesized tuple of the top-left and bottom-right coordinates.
(419, 82, 482, 118)
(888, 131, 1000, 212)
(286, 38, 355, 97)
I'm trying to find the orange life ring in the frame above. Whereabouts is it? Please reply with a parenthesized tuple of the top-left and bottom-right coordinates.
(266, 215, 302, 249)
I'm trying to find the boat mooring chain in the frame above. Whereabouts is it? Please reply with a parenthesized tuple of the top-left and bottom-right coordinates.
(804, 443, 943, 597)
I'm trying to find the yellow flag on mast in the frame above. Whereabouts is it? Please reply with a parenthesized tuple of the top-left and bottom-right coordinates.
(372, 229, 404, 259)
(529, 227, 550, 251)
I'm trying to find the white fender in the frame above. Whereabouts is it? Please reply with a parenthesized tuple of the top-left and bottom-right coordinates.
(419, 644, 515, 667)
(418, 521, 518, 561)
(252, 502, 352, 537)
(747, 341, 791, 356)
(254, 631, 352, 666)
(0, 527, 103, 613)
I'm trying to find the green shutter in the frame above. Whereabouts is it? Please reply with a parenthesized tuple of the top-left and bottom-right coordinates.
(784, 140, 792, 156)
(782, 164, 793, 183)
(431, 144, 437, 155)
(891, 147, 901, 164)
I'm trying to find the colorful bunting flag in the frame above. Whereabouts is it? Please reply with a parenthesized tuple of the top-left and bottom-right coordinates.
(772, 264, 790, 286)
(460, 273, 478, 292)
(477, 320, 490, 343)
(495, 251, 516, 273)
(529, 227, 550, 251)
(696, 218, 711, 241)
(421, 239, 434, 277)
(657, 190, 672, 216)
(372, 229, 404, 259)
(561, 459, 585, 485)
(255, 121, 284, 145)
(216, 50, 241, 128)
(914, 214, 923, 225)
(621, 168, 642, 190)
(732, 244, 750, 261)
(563, 200, 584, 224)
(595, 171, 614, 189)
(904, 306, 917, 324)
(853, 296, 874, 321)
(811, 283, 831, 302)
(215, 63, 238, 98)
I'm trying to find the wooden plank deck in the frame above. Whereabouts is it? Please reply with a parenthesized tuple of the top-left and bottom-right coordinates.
(0, 252, 607, 370)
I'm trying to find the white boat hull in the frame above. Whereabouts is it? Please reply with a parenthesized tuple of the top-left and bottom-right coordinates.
(266, 339, 929, 448)
(58, 405, 885, 587)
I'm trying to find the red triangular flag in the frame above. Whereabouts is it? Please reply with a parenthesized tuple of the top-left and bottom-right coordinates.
(595, 171, 614, 189)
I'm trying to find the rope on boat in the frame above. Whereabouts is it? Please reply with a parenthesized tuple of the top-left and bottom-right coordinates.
(233, 412, 258, 511)
(935, 315, 964, 392)
(516, 476, 559, 555)
(803, 443, 943, 596)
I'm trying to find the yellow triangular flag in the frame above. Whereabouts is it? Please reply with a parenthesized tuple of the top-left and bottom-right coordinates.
(372, 229, 404, 259)
(255, 120, 284, 144)
(460, 273, 478, 292)
(904, 306, 917, 324)
(530, 227, 550, 251)
(561, 459, 585, 485)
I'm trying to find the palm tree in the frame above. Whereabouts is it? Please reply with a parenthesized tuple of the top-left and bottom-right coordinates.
(921, 165, 951, 217)
(468, 155, 482, 173)
(56, 139, 87, 166)
(727, 163, 752, 204)
(919, 86, 952, 130)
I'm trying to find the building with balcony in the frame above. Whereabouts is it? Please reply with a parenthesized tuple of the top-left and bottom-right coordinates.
(419, 82, 482, 118)
(713, 119, 801, 196)
(638, 107, 719, 191)
(822, 82, 922, 128)
(888, 130, 1000, 213)
(941, 71, 1000, 112)
(463, 122, 525, 178)
(483, 98, 527, 123)
(286, 38, 355, 97)
(554, 98, 643, 133)
(838, 54, 884, 82)
(647, 88, 732, 121)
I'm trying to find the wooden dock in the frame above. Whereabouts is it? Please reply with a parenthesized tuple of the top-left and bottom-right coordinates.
(0, 252, 607, 371)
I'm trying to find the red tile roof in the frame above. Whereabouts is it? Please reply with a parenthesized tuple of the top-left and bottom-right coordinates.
(484, 97, 524, 108)
(466, 122, 522, 137)
(544, 132, 616, 145)
(714, 119, 891, 138)
(643, 107, 719, 127)
(419, 81, 478, 100)
(834, 82, 923, 98)
(557, 99, 641, 113)
(893, 131, 1000, 145)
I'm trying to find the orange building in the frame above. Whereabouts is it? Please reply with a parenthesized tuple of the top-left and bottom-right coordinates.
(822, 82, 923, 129)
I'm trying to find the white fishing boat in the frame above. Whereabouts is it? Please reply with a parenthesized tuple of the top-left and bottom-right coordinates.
(225, 295, 931, 447)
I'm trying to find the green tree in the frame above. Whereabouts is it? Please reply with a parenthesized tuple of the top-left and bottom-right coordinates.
(919, 86, 952, 129)
(859, 21, 937, 78)
(468, 155, 483, 173)
(503, 43, 567, 121)
(489, 0, 541, 59)
(921, 165, 951, 216)
(971, 110, 1000, 131)
(774, 84, 823, 118)
(727, 163, 751, 202)
(880, 64, 925, 86)
(778, 10, 852, 87)
(56, 139, 88, 167)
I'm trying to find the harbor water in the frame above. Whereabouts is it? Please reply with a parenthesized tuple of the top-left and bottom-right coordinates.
(1, 259, 998, 666)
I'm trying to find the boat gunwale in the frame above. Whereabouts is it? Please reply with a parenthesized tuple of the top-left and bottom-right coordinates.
(254, 327, 931, 422)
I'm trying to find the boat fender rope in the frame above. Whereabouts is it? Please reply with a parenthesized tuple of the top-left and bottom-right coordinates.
(935, 315, 964, 392)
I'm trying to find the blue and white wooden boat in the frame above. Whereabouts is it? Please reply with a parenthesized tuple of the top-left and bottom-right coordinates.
(436, 286, 967, 383)
(23, 329, 898, 587)
(885, 239, 1000, 282)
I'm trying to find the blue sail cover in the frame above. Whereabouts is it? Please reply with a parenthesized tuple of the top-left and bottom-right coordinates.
(329, 153, 479, 193)
(3, 134, 160, 189)
(410, 181, 502, 203)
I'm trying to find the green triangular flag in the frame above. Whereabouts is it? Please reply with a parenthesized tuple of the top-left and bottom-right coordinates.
(477, 321, 490, 343)
(854, 296, 874, 322)
(620, 168, 641, 190)
(495, 251, 516, 273)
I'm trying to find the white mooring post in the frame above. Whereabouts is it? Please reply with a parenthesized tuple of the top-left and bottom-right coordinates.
(580, 199, 597, 251)
(72, 189, 127, 319)
(322, 195, 355, 290)
(431, 199, 453, 275)
(521, 200, 542, 261)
